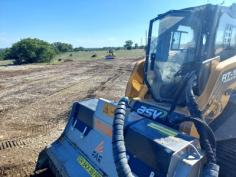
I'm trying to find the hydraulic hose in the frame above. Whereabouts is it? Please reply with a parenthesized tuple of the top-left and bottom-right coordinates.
(112, 73, 219, 177)
(172, 116, 219, 177)
(168, 72, 195, 118)
(112, 97, 134, 177)
(172, 116, 216, 163)
(185, 74, 202, 118)
(183, 74, 219, 177)
(185, 74, 216, 153)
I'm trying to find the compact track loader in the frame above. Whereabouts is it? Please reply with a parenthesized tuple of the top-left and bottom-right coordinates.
(35, 4, 236, 177)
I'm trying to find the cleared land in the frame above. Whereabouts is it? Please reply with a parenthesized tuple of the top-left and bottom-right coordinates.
(0, 51, 144, 176)
(53, 49, 144, 62)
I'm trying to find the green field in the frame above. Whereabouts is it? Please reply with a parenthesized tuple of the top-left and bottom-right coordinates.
(0, 49, 145, 66)
(0, 59, 13, 66)
(53, 49, 145, 62)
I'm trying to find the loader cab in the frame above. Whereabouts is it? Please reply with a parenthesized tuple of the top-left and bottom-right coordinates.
(145, 4, 236, 104)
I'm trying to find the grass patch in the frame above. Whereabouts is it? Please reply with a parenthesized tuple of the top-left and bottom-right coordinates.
(0, 60, 13, 66)
(0, 49, 145, 66)
(52, 49, 145, 63)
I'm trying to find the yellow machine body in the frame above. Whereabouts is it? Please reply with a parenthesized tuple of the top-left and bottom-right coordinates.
(125, 56, 236, 137)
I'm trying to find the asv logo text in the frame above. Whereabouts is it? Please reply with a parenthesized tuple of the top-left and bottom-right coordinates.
(136, 106, 166, 120)
(222, 69, 236, 83)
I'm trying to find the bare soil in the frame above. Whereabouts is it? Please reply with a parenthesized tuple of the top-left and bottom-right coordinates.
(0, 57, 141, 177)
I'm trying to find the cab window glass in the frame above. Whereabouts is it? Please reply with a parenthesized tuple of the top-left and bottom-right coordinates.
(170, 26, 194, 51)
(215, 13, 236, 60)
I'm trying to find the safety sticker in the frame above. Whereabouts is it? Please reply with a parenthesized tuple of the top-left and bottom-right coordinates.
(103, 102, 116, 117)
(77, 155, 102, 177)
(147, 122, 178, 137)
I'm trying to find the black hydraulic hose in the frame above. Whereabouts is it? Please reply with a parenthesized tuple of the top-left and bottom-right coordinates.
(112, 97, 134, 177)
(185, 75, 202, 118)
(167, 72, 195, 118)
(183, 74, 219, 177)
(185, 74, 216, 151)
(172, 116, 219, 177)
(173, 116, 216, 163)
(192, 117, 216, 150)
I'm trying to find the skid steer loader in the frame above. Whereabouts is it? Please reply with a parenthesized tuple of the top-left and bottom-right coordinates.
(35, 4, 236, 177)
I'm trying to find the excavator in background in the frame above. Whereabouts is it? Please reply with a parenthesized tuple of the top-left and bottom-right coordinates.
(35, 4, 236, 177)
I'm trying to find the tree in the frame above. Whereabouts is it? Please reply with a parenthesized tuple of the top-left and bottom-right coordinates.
(74, 47, 85, 51)
(124, 40, 133, 50)
(0, 50, 4, 60)
(0, 48, 10, 60)
(8, 38, 56, 64)
(138, 45, 145, 49)
(52, 42, 73, 53)
(134, 43, 139, 49)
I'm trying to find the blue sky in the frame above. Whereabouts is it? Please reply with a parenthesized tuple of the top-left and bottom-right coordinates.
(0, 0, 236, 48)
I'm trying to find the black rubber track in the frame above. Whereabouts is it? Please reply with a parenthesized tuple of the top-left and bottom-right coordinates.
(217, 138, 236, 177)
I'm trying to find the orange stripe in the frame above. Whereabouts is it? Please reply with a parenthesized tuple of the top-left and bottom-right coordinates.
(95, 120, 112, 137)
(95, 141, 104, 152)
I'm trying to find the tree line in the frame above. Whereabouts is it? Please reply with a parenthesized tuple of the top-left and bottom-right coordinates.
(72, 40, 144, 51)
(0, 38, 145, 64)
(0, 38, 75, 64)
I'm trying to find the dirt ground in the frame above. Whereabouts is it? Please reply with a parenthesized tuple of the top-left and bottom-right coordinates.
(0, 57, 141, 177)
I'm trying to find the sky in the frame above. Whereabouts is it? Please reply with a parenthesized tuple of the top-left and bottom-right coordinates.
(0, 0, 236, 48)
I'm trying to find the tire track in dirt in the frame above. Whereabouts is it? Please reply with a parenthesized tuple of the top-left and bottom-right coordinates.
(0, 63, 123, 141)
(0, 63, 91, 92)
(0, 68, 91, 108)
(0, 58, 139, 177)
(0, 139, 26, 151)
(0, 123, 63, 177)
(0, 62, 114, 117)
(0, 73, 93, 122)
(0, 70, 104, 140)
(0, 61, 113, 92)
(0, 60, 132, 141)
(0, 122, 63, 151)
(85, 65, 128, 98)
(86, 72, 120, 97)
(0, 162, 34, 177)
(0, 64, 128, 149)
(0, 65, 125, 147)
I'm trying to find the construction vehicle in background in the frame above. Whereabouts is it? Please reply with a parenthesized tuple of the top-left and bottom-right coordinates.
(35, 4, 236, 177)
(105, 49, 115, 59)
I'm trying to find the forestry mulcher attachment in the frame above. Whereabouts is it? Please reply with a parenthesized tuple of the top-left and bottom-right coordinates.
(35, 4, 236, 177)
